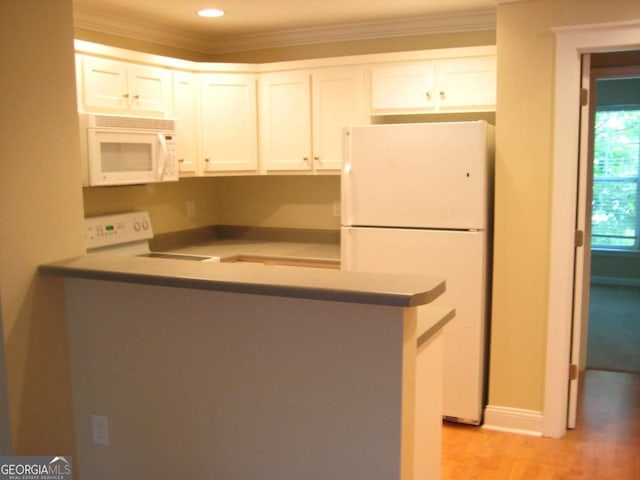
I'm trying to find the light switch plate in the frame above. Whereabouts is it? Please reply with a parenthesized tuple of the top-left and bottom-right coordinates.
(91, 414, 109, 446)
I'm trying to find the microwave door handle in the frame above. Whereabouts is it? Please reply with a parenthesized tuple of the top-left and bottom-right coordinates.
(156, 133, 168, 180)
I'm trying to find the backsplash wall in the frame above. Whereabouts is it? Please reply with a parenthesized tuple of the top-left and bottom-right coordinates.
(215, 176, 341, 231)
(83, 177, 219, 235)
(82, 175, 341, 234)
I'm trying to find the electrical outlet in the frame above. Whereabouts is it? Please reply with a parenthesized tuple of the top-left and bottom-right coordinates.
(186, 200, 196, 218)
(91, 414, 110, 446)
(333, 201, 341, 218)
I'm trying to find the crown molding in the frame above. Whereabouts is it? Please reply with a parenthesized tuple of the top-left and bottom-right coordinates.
(209, 10, 496, 54)
(73, 6, 216, 54)
(73, 6, 496, 56)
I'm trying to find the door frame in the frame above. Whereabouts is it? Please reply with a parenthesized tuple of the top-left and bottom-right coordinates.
(544, 20, 640, 438)
(566, 52, 593, 430)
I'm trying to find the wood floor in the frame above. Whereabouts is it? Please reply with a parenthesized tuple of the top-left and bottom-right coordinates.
(442, 370, 640, 479)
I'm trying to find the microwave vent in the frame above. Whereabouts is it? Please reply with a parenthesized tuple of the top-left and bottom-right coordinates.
(91, 114, 175, 131)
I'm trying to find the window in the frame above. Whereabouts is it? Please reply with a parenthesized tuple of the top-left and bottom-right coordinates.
(591, 109, 640, 249)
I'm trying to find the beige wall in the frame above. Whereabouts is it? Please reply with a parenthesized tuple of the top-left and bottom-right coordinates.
(490, 0, 640, 413)
(216, 176, 341, 230)
(0, 0, 83, 456)
(83, 178, 219, 235)
(83, 176, 340, 235)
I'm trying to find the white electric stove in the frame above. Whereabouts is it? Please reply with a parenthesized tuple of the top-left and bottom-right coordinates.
(84, 211, 219, 262)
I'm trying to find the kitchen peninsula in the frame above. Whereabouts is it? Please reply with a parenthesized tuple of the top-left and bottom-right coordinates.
(40, 255, 453, 480)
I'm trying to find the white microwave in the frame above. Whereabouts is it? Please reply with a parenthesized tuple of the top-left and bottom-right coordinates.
(79, 113, 178, 186)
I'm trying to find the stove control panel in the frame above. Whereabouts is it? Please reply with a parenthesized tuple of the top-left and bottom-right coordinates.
(85, 211, 154, 251)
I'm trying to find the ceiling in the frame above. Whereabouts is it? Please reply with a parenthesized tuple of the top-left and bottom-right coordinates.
(73, 0, 497, 55)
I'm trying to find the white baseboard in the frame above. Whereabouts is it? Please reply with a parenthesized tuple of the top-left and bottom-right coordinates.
(482, 405, 544, 437)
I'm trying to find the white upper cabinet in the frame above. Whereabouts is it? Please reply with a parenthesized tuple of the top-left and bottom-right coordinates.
(370, 63, 437, 112)
(370, 55, 496, 114)
(435, 57, 497, 111)
(312, 67, 366, 171)
(259, 67, 365, 173)
(79, 56, 171, 117)
(75, 41, 495, 178)
(172, 72, 199, 175)
(200, 73, 258, 173)
(259, 71, 313, 172)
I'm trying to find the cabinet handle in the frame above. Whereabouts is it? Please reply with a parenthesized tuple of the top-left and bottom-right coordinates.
(133, 94, 140, 100)
(440, 91, 446, 100)
(204, 158, 210, 162)
(426, 91, 432, 101)
(303, 157, 309, 163)
(178, 159, 185, 163)
(122, 93, 129, 98)
(314, 156, 320, 163)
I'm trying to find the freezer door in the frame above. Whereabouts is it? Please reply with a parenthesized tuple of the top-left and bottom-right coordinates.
(342, 226, 488, 424)
(342, 122, 491, 230)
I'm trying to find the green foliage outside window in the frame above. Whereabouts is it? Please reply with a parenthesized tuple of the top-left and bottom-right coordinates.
(591, 109, 639, 249)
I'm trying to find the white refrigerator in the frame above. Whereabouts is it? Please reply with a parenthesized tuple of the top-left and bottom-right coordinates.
(341, 121, 494, 425)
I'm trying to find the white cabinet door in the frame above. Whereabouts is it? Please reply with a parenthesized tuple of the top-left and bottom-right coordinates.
(370, 62, 436, 113)
(80, 56, 170, 117)
(260, 68, 365, 173)
(172, 72, 199, 175)
(259, 71, 312, 171)
(127, 64, 171, 116)
(436, 56, 496, 111)
(312, 67, 366, 171)
(201, 73, 258, 173)
(370, 56, 496, 114)
(81, 56, 129, 112)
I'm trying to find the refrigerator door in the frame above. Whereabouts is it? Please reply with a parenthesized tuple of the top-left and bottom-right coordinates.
(342, 226, 488, 424)
(342, 121, 491, 230)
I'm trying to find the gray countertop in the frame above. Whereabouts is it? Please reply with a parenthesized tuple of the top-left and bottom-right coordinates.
(39, 253, 445, 308)
(162, 238, 341, 265)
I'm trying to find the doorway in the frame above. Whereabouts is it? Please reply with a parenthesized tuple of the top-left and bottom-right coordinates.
(546, 21, 640, 439)
(585, 52, 640, 375)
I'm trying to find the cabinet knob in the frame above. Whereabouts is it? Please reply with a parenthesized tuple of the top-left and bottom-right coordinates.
(133, 94, 140, 100)
(204, 158, 210, 162)
(439, 91, 446, 100)
(178, 159, 185, 163)
(122, 93, 129, 98)
(303, 157, 309, 163)
(426, 91, 432, 101)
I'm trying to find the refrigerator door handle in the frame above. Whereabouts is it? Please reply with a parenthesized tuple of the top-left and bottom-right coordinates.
(341, 128, 354, 226)
(340, 227, 352, 270)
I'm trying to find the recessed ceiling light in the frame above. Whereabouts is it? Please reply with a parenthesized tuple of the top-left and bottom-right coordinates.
(197, 8, 225, 18)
